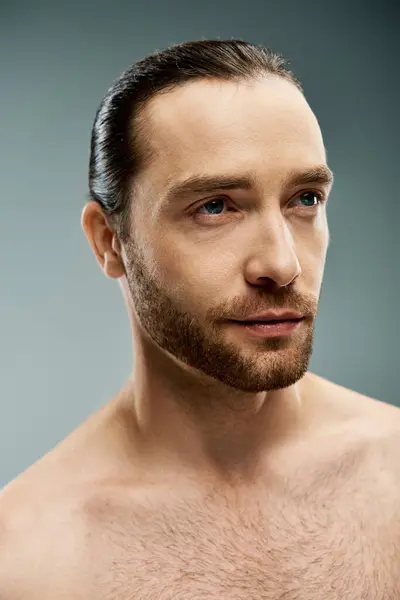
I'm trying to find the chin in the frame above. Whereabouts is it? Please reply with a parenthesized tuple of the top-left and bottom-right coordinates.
(222, 361, 310, 393)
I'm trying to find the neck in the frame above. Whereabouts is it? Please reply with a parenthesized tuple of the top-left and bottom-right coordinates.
(115, 330, 313, 487)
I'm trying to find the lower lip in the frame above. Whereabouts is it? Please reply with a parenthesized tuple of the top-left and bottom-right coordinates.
(230, 319, 303, 338)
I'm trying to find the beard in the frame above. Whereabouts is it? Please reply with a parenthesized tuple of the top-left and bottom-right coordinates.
(124, 240, 318, 393)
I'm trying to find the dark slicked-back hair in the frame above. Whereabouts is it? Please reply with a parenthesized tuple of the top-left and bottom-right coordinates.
(88, 38, 303, 241)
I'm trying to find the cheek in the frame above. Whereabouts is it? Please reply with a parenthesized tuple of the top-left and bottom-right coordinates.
(297, 223, 328, 289)
(151, 216, 328, 302)
(154, 237, 236, 308)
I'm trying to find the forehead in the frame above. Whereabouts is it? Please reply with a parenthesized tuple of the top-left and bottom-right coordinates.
(139, 76, 326, 186)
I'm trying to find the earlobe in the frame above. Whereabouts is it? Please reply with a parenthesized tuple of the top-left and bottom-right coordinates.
(81, 202, 125, 279)
(106, 230, 126, 279)
(103, 249, 126, 279)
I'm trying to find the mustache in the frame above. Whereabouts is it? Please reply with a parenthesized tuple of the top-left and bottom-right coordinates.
(207, 288, 318, 321)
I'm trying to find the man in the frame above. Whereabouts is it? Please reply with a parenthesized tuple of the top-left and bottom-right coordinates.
(0, 39, 399, 599)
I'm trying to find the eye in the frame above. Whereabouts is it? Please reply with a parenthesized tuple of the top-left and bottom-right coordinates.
(292, 191, 326, 209)
(195, 197, 233, 216)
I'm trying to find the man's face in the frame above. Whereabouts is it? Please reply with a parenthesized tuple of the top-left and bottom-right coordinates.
(123, 76, 332, 392)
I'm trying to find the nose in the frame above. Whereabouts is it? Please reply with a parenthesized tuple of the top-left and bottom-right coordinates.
(243, 215, 301, 288)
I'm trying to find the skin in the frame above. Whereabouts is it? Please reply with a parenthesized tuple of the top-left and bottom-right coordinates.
(1, 74, 399, 599)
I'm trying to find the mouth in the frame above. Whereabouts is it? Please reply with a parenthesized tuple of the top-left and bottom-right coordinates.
(232, 316, 305, 325)
(227, 317, 305, 338)
(235, 317, 304, 324)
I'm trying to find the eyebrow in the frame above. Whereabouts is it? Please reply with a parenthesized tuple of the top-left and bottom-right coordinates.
(164, 165, 334, 203)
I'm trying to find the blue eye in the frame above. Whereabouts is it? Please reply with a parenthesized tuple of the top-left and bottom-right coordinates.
(197, 198, 227, 215)
(194, 192, 325, 221)
(294, 192, 323, 207)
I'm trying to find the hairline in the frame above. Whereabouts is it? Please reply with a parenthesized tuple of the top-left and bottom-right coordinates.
(114, 71, 304, 240)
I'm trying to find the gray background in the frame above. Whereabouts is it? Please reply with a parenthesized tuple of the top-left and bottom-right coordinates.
(0, 0, 398, 487)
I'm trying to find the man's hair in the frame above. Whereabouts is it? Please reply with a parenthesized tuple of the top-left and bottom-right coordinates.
(88, 38, 302, 241)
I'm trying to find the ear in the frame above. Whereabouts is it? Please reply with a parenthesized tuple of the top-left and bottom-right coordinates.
(81, 202, 125, 279)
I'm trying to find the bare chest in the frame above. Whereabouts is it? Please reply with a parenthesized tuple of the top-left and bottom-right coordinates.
(75, 486, 399, 600)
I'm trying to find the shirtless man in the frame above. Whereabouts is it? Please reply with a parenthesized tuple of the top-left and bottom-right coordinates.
(0, 39, 399, 599)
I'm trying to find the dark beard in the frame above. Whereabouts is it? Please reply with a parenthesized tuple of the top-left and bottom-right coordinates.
(124, 240, 317, 393)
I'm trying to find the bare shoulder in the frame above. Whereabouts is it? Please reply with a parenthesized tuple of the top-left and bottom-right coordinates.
(307, 371, 400, 422)
(307, 371, 400, 470)
(0, 464, 92, 599)
(0, 403, 119, 599)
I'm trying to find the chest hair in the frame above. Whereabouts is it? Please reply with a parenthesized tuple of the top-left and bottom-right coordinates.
(80, 477, 399, 600)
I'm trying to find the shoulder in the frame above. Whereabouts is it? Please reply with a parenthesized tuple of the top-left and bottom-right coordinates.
(0, 474, 43, 598)
(306, 371, 400, 476)
(306, 371, 400, 426)
(0, 464, 97, 599)
(0, 396, 139, 596)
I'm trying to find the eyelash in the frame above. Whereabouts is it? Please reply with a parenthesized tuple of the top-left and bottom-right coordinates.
(193, 191, 327, 219)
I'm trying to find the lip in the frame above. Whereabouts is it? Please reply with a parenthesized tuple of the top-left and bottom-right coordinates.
(229, 318, 303, 338)
(233, 310, 304, 322)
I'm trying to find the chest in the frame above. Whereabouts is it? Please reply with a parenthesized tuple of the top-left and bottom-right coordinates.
(78, 486, 399, 600)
